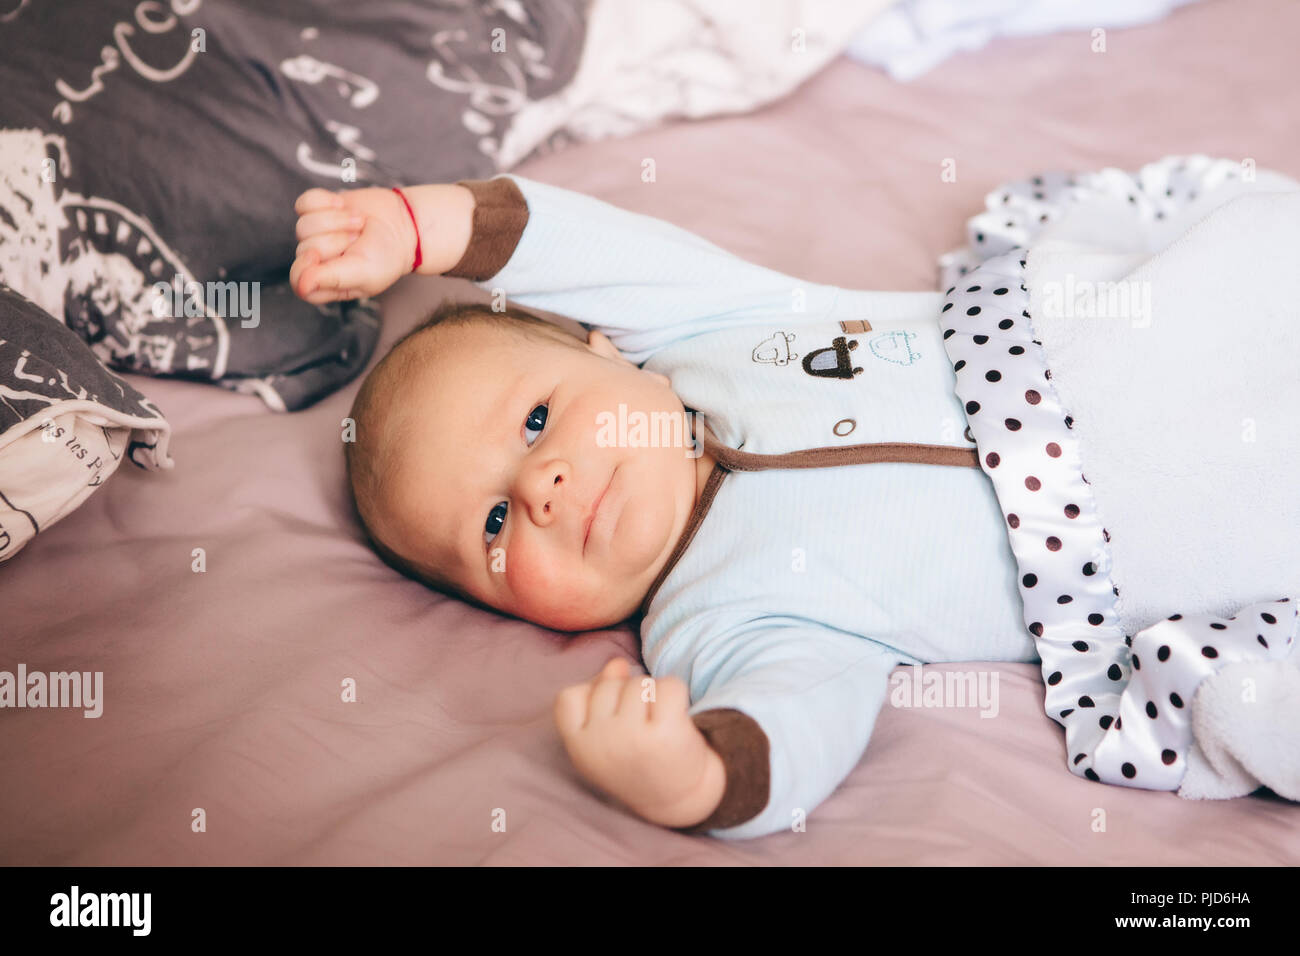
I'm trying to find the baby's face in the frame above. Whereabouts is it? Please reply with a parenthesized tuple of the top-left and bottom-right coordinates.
(379, 322, 704, 631)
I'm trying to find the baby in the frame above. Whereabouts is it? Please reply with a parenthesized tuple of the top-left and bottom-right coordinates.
(291, 175, 1039, 839)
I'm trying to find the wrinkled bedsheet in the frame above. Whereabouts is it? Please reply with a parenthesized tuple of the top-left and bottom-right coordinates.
(3, 0, 1298, 864)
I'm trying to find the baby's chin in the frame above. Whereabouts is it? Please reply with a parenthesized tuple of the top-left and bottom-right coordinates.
(509, 589, 632, 633)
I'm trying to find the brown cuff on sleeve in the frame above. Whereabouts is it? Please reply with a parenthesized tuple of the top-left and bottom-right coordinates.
(445, 177, 530, 281)
(674, 708, 770, 835)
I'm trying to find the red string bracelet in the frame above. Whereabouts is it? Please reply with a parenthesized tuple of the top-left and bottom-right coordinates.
(391, 186, 422, 273)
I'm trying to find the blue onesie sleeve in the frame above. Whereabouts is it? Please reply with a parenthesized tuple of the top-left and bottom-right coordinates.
(450, 173, 847, 362)
(650, 621, 909, 840)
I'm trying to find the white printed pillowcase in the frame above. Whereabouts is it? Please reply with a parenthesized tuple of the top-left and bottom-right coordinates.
(0, 284, 171, 563)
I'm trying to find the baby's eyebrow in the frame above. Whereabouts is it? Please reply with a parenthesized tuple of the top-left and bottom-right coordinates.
(443, 496, 481, 575)
(480, 374, 514, 447)
(486, 377, 524, 447)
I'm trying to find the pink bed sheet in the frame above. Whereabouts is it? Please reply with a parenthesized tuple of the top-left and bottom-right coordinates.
(4, 0, 1298, 864)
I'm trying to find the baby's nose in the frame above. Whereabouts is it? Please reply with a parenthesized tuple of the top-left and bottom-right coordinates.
(521, 463, 569, 524)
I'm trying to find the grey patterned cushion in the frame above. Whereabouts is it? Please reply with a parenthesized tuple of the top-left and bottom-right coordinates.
(0, 284, 170, 562)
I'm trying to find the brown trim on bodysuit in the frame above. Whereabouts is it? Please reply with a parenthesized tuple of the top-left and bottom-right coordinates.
(639, 425, 978, 615)
(445, 177, 530, 281)
(672, 707, 772, 835)
(434, 176, 980, 834)
(637, 460, 727, 620)
(707, 435, 978, 472)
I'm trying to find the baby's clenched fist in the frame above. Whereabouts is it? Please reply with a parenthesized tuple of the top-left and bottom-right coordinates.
(289, 182, 475, 304)
(290, 187, 415, 304)
(553, 657, 726, 829)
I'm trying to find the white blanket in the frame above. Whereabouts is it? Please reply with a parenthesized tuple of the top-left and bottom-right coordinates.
(499, 0, 895, 168)
(939, 156, 1300, 799)
(1179, 660, 1300, 801)
(1025, 190, 1300, 633)
(845, 0, 1203, 81)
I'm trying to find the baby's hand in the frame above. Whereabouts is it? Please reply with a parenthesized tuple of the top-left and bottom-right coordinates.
(290, 187, 415, 304)
(554, 657, 726, 829)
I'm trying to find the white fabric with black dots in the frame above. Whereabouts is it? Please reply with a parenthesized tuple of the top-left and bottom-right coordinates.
(938, 156, 1299, 792)
(936, 154, 1291, 292)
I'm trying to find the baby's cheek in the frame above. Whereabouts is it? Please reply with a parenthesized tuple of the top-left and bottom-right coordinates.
(502, 537, 587, 616)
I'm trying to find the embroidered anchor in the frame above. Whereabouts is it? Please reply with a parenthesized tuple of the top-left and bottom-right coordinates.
(801, 336, 862, 379)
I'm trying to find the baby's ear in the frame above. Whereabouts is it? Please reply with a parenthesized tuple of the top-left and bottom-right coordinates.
(585, 328, 627, 363)
(586, 328, 668, 385)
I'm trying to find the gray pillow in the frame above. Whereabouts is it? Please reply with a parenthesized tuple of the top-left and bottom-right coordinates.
(0, 0, 586, 410)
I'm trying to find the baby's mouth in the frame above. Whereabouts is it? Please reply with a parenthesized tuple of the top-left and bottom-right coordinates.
(583, 466, 617, 555)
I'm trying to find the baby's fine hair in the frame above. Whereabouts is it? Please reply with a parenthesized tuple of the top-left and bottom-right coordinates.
(343, 298, 587, 609)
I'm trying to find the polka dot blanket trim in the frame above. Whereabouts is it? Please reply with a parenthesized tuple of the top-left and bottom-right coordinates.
(937, 154, 1267, 293)
(937, 156, 1299, 791)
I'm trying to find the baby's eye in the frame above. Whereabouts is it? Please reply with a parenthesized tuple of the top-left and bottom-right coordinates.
(524, 403, 548, 445)
(485, 501, 507, 546)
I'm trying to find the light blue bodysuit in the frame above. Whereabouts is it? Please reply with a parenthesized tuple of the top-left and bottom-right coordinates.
(449, 173, 1037, 839)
